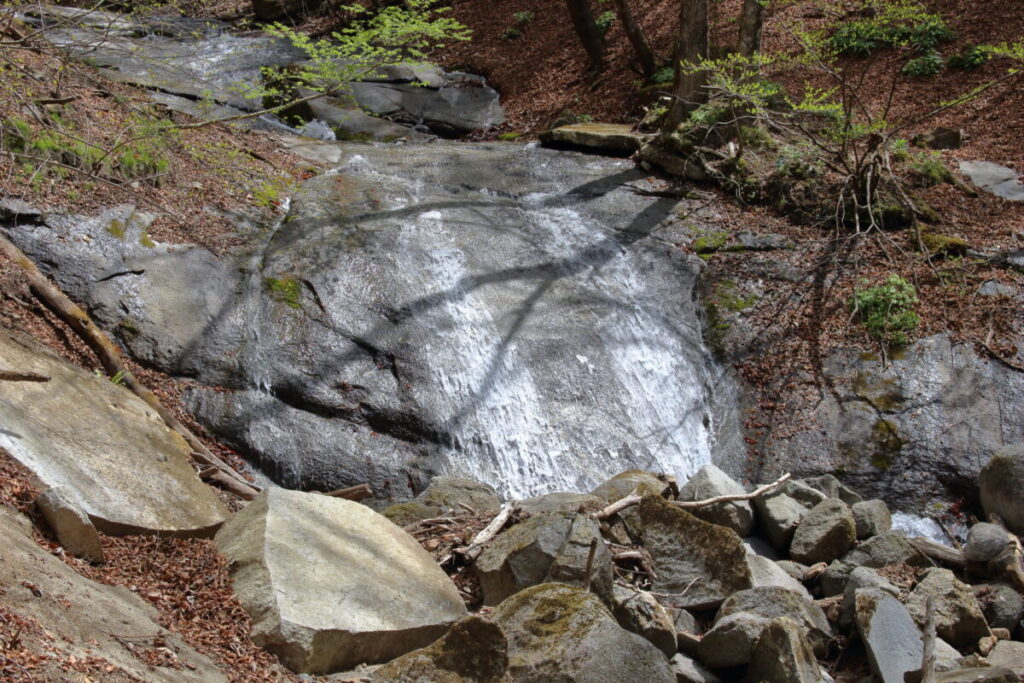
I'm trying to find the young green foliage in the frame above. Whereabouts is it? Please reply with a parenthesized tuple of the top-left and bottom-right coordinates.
(851, 275, 920, 347)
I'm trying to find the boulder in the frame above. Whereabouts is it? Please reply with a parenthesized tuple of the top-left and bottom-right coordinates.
(975, 583, 1024, 633)
(960, 161, 1024, 202)
(746, 554, 812, 600)
(802, 474, 863, 505)
(676, 464, 754, 536)
(0, 507, 226, 680)
(36, 486, 104, 562)
(935, 668, 1021, 683)
(980, 445, 1024, 534)
(776, 559, 810, 582)
(781, 479, 828, 508)
(743, 536, 779, 559)
(820, 533, 929, 596)
(539, 123, 647, 157)
(519, 492, 605, 516)
(294, 87, 429, 142)
(669, 653, 720, 683)
(591, 470, 673, 502)
(490, 583, 674, 683)
(748, 617, 825, 683)
(696, 612, 769, 668)
(714, 587, 832, 655)
(369, 616, 508, 683)
(475, 511, 613, 606)
(964, 523, 1011, 563)
(852, 499, 892, 539)
(383, 476, 501, 526)
(915, 127, 965, 150)
(840, 566, 900, 629)
(907, 568, 992, 648)
(214, 488, 466, 673)
(666, 605, 700, 635)
(637, 495, 752, 609)
(789, 498, 857, 565)
(610, 586, 677, 657)
(753, 491, 806, 550)
(855, 588, 924, 683)
(987, 640, 1024, 677)
(0, 329, 226, 536)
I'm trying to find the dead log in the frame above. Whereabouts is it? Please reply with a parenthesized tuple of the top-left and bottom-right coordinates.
(595, 472, 792, 521)
(324, 483, 373, 501)
(907, 537, 966, 567)
(457, 502, 517, 562)
(0, 234, 259, 500)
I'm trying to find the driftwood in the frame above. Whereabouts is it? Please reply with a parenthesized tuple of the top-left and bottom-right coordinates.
(0, 233, 259, 500)
(921, 596, 936, 683)
(595, 473, 792, 521)
(907, 537, 967, 568)
(325, 483, 373, 501)
(457, 502, 517, 562)
(583, 538, 599, 591)
(0, 369, 50, 381)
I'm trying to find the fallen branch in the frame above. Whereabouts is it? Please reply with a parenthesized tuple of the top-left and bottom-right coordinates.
(583, 538, 599, 591)
(595, 488, 641, 520)
(595, 473, 792, 521)
(457, 502, 517, 562)
(0, 233, 259, 500)
(0, 369, 49, 382)
(324, 483, 373, 501)
(921, 596, 936, 683)
(907, 537, 966, 567)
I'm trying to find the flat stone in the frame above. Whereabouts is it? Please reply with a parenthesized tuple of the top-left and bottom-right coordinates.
(539, 123, 646, 156)
(960, 161, 1024, 201)
(637, 495, 752, 610)
(215, 488, 466, 673)
(36, 486, 104, 562)
(980, 445, 1024, 534)
(677, 464, 754, 536)
(369, 616, 508, 682)
(789, 498, 857, 565)
(748, 616, 825, 683)
(852, 499, 893, 539)
(907, 568, 992, 648)
(0, 330, 227, 536)
(491, 583, 674, 683)
(855, 588, 924, 683)
(714, 586, 832, 656)
(0, 507, 226, 681)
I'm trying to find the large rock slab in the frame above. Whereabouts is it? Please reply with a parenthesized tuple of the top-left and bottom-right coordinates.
(714, 587, 832, 655)
(369, 615, 508, 682)
(637, 494, 752, 609)
(0, 507, 226, 681)
(855, 588, 924, 683)
(214, 488, 466, 673)
(0, 329, 227, 536)
(960, 161, 1024, 201)
(980, 445, 1024, 534)
(539, 123, 647, 157)
(490, 583, 674, 683)
(748, 616, 825, 683)
(676, 463, 754, 535)
(907, 568, 992, 648)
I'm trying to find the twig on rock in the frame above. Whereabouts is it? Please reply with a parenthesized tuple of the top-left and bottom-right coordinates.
(0, 369, 49, 382)
(457, 502, 518, 563)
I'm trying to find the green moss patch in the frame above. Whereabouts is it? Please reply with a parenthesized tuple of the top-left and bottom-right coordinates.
(264, 276, 302, 309)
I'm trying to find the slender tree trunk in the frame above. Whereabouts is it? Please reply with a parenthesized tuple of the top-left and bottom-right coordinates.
(565, 0, 605, 72)
(661, 0, 709, 133)
(738, 0, 765, 57)
(610, 0, 656, 77)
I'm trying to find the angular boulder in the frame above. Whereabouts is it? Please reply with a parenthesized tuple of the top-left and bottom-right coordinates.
(789, 497, 857, 565)
(474, 511, 613, 606)
(0, 329, 226, 536)
(610, 586, 677, 657)
(591, 470, 673, 502)
(215, 488, 466, 673)
(964, 523, 1011, 563)
(669, 653, 720, 683)
(491, 583, 674, 683)
(803, 474, 863, 505)
(820, 532, 929, 595)
(637, 494, 752, 609)
(852, 499, 893, 539)
(975, 583, 1024, 633)
(696, 612, 769, 668)
(519, 491, 605, 516)
(676, 464, 754, 536)
(840, 566, 901, 629)
(539, 123, 647, 157)
(369, 616, 508, 682)
(855, 588, 924, 683)
(987, 640, 1024, 678)
(746, 553, 812, 600)
(382, 476, 501, 527)
(753, 490, 806, 550)
(715, 587, 832, 655)
(980, 445, 1024, 534)
(907, 568, 992, 648)
(748, 617, 825, 683)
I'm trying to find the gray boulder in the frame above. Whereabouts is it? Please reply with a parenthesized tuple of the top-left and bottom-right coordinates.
(907, 568, 992, 649)
(539, 123, 647, 157)
(519, 492, 605, 516)
(215, 488, 466, 673)
(369, 616, 508, 683)
(748, 617, 825, 683)
(0, 329, 227, 536)
(666, 605, 700, 635)
(980, 445, 1024, 534)
(987, 640, 1024, 678)
(677, 464, 754, 536)
(840, 566, 901, 629)
(474, 512, 612, 606)
(820, 533, 929, 596)
(753, 491, 806, 550)
(852, 499, 892, 539)
(803, 474, 863, 505)
(964, 523, 1011, 563)
(855, 588, 924, 683)
(36, 486, 104, 562)
(789, 498, 857, 565)
(637, 495, 752, 609)
(669, 653, 720, 683)
(776, 560, 810, 582)
(960, 161, 1024, 202)
(715, 587, 832, 656)
(746, 554, 812, 600)
(611, 586, 677, 657)
(782, 479, 828, 508)
(382, 476, 501, 527)
(696, 612, 769, 668)
(491, 583, 674, 683)
(592, 470, 673, 502)
(975, 583, 1024, 633)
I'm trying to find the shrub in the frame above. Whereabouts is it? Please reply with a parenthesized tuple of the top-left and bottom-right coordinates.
(595, 11, 615, 36)
(513, 11, 534, 25)
(948, 44, 989, 70)
(851, 275, 920, 347)
(902, 50, 943, 78)
(499, 27, 520, 40)
(909, 151, 947, 186)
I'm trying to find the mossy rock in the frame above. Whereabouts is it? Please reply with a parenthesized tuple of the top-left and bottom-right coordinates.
(590, 470, 671, 502)
(870, 419, 905, 470)
(370, 615, 508, 683)
(920, 231, 969, 257)
(382, 501, 441, 527)
(416, 476, 501, 513)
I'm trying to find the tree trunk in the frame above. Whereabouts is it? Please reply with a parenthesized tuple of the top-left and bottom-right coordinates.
(610, 0, 656, 76)
(661, 0, 709, 133)
(565, 0, 605, 72)
(738, 0, 765, 57)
